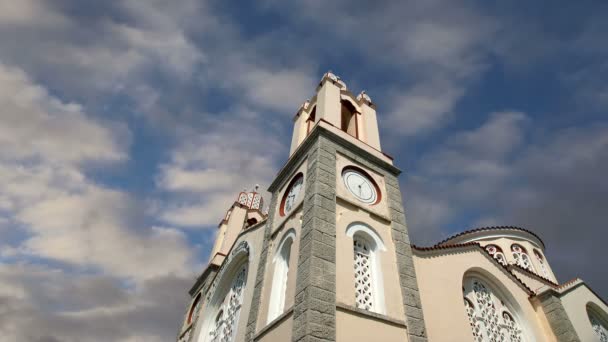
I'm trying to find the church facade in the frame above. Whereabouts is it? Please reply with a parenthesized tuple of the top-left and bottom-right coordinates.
(175, 73, 608, 342)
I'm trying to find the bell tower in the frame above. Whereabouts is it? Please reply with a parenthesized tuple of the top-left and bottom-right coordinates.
(177, 72, 428, 342)
(243, 72, 428, 342)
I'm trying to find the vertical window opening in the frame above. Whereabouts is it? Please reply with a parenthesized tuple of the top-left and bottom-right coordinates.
(511, 244, 535, 272)
(306, 107, 316, 134)
(267, 233, 294, 323)
(341, 101, 358, 137)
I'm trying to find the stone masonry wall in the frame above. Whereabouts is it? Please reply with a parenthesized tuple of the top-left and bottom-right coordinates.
(292, 136, 338, 342)
(538, 292, 581, 342)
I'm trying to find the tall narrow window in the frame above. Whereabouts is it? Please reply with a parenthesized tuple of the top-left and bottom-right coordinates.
(341, 100, 358, 137)
(207, 265, 247, 342)
(267, 232, 294, 323)
(306, 107, 316, 134)
(485, 244, 507, 266)
(347, 223, 385, 314)
(588, 306, 608, 342)
(511, 244, 534, 272)
(533, 250, 550, 278)
(463, 277, 526, 342)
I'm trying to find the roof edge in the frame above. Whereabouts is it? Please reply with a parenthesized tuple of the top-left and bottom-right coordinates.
(435, 226, 545, 250)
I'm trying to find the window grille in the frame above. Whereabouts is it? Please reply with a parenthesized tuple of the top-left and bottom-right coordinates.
(353, 237, 373, 311)
(485, 245, 507, 266)
(209, 266, 246, 342)
(533, 250, 550, 278)
(463, 278, 525, 342)
(511, 244, 534, 272)
(590, 312, 608, 342)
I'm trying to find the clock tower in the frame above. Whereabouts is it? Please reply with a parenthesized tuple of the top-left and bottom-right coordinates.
(244, 72, 428, 342)
(178, 72, 428, 342)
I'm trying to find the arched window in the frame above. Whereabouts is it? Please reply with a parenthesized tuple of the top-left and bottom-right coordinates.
(188, 293, 202, 324)
(588, 305, 608, 342)
(463, 277, 526, 342)
(485, 244, 507, 266)
(533, 250, 550, 278)
(204, 264, 247, 342)
(511, 244, 534, 272)
(346, 222, 386, 314)
(341, 100, 358, 137)
(267, 230, 295, 323)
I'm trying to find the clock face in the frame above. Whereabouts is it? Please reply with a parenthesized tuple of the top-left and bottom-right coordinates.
(281, 174, 303, 215)
(342, 169, 378, 204)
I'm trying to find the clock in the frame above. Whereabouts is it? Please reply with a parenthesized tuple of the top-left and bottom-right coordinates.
(280, 173, 304, 216)
(342, 168, 378, 204)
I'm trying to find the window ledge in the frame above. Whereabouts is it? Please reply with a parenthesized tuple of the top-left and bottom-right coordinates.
(254, 306, 294, 341)
(336, 302, 407, 328)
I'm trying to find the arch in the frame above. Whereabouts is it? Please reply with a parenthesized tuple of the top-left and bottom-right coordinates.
(198, 255, 249, 342)
(346, 222, 386, 251)
(340, 100, 358, 137)
(346, 222, 386, 314)
(511, 243, 535, 272)
(532, 249, 550, 278)
(485, 244, 507, 266)
(462, 270, 531, 342)
(587, 302, 608, 342)
(267, 229, 296, 322)
(187, 292, 203, 324)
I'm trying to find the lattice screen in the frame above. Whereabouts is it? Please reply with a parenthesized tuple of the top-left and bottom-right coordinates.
(463, 279, 525, 342)
(353, 237, 373, 311)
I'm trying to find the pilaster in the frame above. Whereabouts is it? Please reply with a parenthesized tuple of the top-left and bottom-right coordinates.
(292, 136, 338, 342)
(245, 196, 279, 341)
(538, 291, 581, 342)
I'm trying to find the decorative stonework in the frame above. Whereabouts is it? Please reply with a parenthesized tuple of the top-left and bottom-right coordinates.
(209, 265, 247, 342)
(206, 241, 251, 303)
(590, 312, 608, 342)
(353, 237, 373, 311)
(463, 278, 524, 342)
(511, 244, 534, 272)
(485, 245, 507, 266)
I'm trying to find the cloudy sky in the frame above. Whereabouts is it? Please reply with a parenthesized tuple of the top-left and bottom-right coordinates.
(0, 0, 607, 340)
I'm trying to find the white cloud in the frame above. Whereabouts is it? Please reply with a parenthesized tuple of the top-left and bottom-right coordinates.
(0, 64, 194, 280)
(0, 63, 128, 164)
(156, 115, 283, 228)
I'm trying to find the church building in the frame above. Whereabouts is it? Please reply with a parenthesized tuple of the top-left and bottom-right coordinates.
(175, 72, 608, 342)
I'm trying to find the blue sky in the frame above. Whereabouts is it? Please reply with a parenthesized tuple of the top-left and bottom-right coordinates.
(0, 1, 607, 340)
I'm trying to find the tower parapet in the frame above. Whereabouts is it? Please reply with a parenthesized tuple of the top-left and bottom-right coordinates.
(208, 187, 267, 265)
(290, 71, 382, 156)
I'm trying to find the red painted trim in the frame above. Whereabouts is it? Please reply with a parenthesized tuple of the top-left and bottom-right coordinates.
(341, 165, 382, 205)
(279, 172, 304, 217)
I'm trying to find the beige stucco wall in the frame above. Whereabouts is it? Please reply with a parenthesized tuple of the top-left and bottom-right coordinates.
(336, 309, 408, 341)
(257, 208, 303, 330)
(255, 314, 293, 342)
(414, 248, 556, 342)
(560, 284, 608, 341)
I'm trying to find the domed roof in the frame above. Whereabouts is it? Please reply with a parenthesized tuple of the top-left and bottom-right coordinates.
(435, 226, 545, 250)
